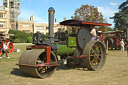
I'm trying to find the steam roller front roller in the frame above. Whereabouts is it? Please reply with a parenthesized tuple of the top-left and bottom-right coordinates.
(18, 50, 57, 78)
(83, 41, 106, 71)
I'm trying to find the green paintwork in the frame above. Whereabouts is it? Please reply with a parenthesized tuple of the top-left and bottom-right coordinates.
(57, 44, 75, 56)
(67, 29, 70, 35)
(67, 37, 77, 47)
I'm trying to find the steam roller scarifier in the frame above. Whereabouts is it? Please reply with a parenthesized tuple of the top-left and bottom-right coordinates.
(17, 7, 111, 78)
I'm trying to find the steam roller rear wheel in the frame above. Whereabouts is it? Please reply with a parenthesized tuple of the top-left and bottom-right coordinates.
(18, 50, 57, 78)
(83, 41, 106, 71)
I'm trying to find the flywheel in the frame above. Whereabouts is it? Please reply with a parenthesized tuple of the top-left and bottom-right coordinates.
(77, 28, 91, 49)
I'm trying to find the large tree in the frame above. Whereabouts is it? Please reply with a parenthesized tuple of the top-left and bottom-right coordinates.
(71, 4, 108, 32)
(71, 4, 106, 23)
(111, 0, 128, 30)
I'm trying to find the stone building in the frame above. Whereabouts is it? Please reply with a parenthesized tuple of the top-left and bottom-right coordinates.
(18, 15, 63, 35)
(0, 0, 20, 39)
(0, 6, 10, 39)
(17, 19, 34, 33)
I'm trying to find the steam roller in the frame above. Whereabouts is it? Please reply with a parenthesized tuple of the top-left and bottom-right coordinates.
(17, 7, 111, 78)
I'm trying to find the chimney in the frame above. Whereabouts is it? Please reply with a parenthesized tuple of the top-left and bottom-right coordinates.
(55, 18, 57, 23)
(30, 15, 34, 21)
(48, 7, 55, 43)
(64, 17, 67, 21)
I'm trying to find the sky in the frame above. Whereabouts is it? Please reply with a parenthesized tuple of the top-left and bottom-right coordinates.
(0, 0, 127, 27)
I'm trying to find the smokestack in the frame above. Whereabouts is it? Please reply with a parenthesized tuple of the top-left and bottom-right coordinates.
(30, 15, 34, 21)
(48, 7, 55, 43)
(64, 17, 67, 21)
(55, 18, 57, 23)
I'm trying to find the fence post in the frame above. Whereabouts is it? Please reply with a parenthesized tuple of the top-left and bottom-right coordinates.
(126, 46, 128, 56)
(106, 40, 108, 55)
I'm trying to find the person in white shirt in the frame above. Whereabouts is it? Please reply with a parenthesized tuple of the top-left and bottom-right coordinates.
(0, 40, 10, 59)
(120, 39, 125, 52)
(90, 25, 97, 40)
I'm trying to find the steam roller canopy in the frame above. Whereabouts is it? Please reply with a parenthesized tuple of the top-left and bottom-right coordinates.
(18, 50, 57, 78)
(77, 28, 91, 49)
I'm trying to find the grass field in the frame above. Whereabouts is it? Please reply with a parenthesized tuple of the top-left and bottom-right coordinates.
(0, 43, 128, 85)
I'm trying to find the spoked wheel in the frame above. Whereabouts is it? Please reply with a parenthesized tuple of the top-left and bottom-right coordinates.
(83, 41, 106, 71)
(18, 50, 57, 78)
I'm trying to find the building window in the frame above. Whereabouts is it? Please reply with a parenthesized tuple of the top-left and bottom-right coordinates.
(54, 27, 56, 30)
(0, 24, 3, 27)
(23, 24, 29, 27)
(36, 26, 44, 29)
(0, 14, 3, 18)
(46, 27, 49, 29)
(0, 23, 3, 27)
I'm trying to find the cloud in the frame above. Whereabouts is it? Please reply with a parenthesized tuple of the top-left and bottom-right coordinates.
(18, 9, 44, 22)
(98, 6, 118, 18)
(98, 6, 118, 26)
(110, 2, 119, 6)
(34, 16, 45, 22)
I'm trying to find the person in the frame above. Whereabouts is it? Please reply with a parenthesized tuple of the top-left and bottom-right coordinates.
(6, 39, 10, 53)
(99, 34, 103, 42)
(0, 40, 10, 59)
(90, 25, 97, 40)
(120, 39, 125, 52)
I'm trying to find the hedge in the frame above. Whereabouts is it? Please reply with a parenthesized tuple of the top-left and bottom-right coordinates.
(9, 30, 33, 43)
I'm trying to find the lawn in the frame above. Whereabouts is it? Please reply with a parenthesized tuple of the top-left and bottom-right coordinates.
(0, 43, 128, 85)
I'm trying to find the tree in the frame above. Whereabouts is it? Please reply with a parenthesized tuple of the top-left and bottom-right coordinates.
(71, 4, 107, 32)
(111, 0, 128, 30)
(119, 0, 128, 11)
(72, 4, 106, 23)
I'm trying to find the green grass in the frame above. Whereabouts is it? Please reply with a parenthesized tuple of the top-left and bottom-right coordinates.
(0, 43, 128, 85)
(0, 43, 33, 62)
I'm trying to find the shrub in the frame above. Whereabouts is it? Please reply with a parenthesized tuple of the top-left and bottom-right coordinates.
(14, 38, 20, 43)
(20, 38, 27, 43)
(27, 37, 32, 43)
(8, 30, 33, 43)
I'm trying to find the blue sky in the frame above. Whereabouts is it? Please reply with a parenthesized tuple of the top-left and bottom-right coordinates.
(0, 0, 127, 27)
